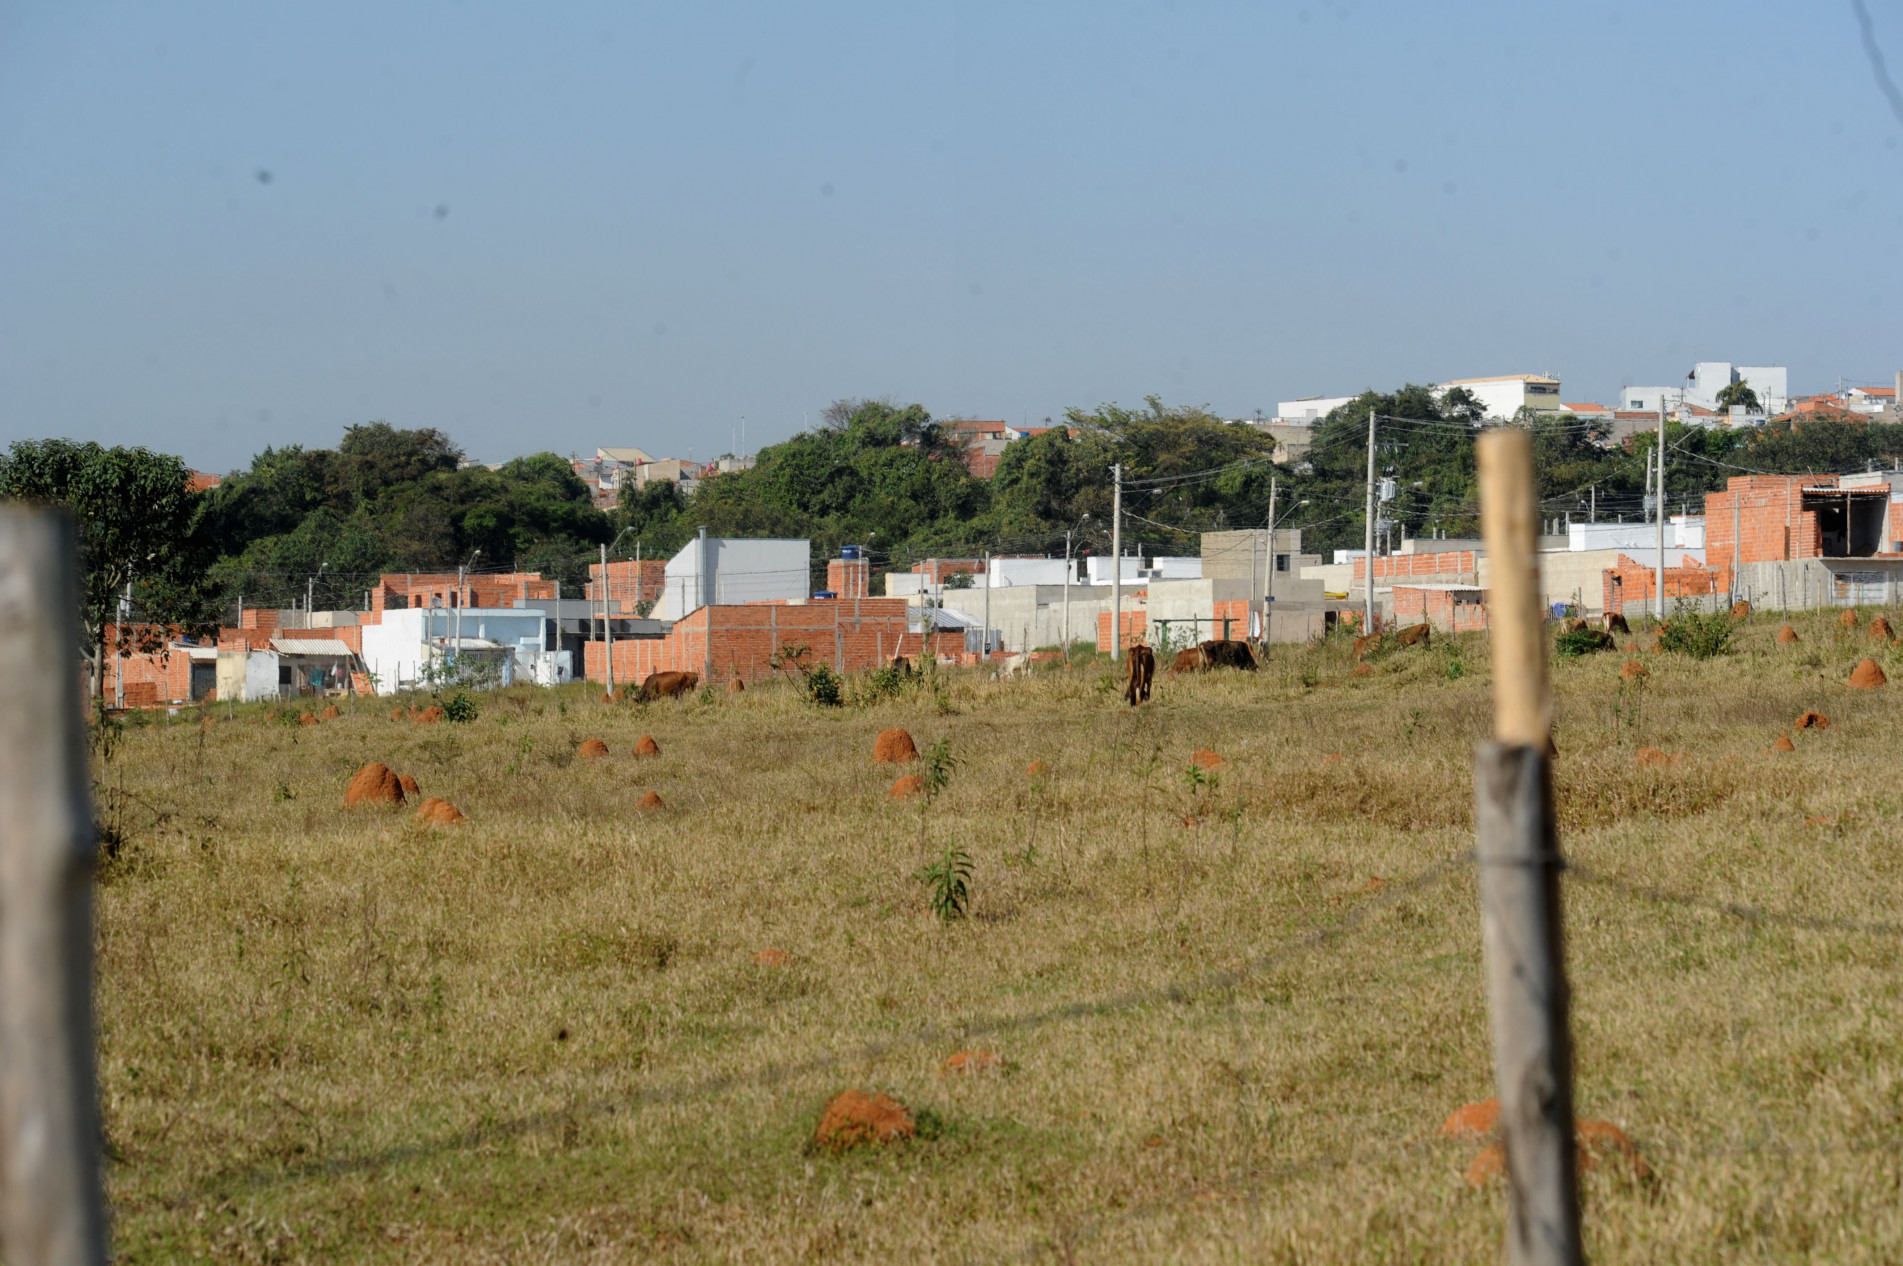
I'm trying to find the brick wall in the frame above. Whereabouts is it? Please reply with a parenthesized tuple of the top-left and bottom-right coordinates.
(1095, 610, 1149, 652)
(827, 558, 871, 598)
(1393, 587, 1489, 632)
(1601, 554, 1721, 612)
(912, 559, 984, 582)
(1351, 551, 1479, 582)
(586, 559, 667, 607)
(582, 598, 962, 686)
(101, 624, 196, 706)
(372, 572, 557, 613)
(1703, 475, 1824, 581)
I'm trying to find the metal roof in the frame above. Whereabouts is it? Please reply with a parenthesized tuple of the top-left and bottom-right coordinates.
(268, 638, 354, 656)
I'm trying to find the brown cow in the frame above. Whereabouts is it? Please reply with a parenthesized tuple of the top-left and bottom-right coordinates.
(1353, 632, 1380, 661)
(1394, 623, 1431, 648)
(1123, 645, 1156, 706)
(1600, 612, 1631, 636)
(1168, 647, 1204, 674)
(636, 670, 700, 701)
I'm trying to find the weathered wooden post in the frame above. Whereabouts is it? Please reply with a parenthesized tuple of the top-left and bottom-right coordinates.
(1474, 430, 1582, 1266)
(0, 507, 109, 1265)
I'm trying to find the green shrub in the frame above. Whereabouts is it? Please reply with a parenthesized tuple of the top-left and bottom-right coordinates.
(918, 845, 973, 920)
(1555, 627, 1614, 659)
(801, 663, 842, 707)
(441, 690, 480, 723)
(1657, 606, 1735, 660)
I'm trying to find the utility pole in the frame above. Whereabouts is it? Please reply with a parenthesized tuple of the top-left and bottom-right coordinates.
(1111, 463, 1123, 663)
(1655, 402, 1667, 622)
(1062, 529, 1072, 664)
(601, 543, 613, 698)
(114, 580, 129, 711)
(982, 549, 992, 663)
(1364, 407, 1377, 633)
(1263, 477, 1277, 656)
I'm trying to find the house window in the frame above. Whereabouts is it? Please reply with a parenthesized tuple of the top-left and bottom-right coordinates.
(1275, 554, 1290, 573)
(1629, 400, 1643, 409)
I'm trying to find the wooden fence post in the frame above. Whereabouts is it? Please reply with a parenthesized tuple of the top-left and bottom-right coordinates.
(1474, 430, 1582, 1266)
(0, 507, 109, 1265)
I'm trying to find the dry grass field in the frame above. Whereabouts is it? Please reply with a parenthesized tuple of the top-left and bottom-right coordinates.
(93, 611, 1903, 1262)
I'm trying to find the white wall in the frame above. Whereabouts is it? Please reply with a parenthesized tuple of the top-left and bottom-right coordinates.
(1620, 385, 1684, 413)
(363, 608, 427, 694)
(884, 572, 927, 597)
(662, 537, 809, 619)
(989, 558, 1073, 587)
(1275, 395, 1354, 422)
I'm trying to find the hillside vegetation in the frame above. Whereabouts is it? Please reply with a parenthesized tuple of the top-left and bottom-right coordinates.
(95, 609, 1903, 1261)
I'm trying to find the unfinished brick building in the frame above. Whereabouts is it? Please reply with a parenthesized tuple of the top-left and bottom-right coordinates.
(583, 597, 963, 687)
(1392, 584, 1488, 633)
(1704, 474, 1900, 582)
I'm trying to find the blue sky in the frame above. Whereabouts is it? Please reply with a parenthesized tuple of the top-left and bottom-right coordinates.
(4, 1, 1902, 472)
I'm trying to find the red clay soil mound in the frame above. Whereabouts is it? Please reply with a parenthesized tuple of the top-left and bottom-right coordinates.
(1439, 1098, 1499, 1141)
(1353, 662, 1373, 677)
(1841, 608, 1861, 629)
(1636, 746, 1681, 768)
(344, 762, 403, 807)
(413, 706, 445, 725)
(873, 728, 918, 763)
(414, 797, 465, 827)
(578, 738, 610, 760)
(1771, 735, 1796, 752)
(1361, 876, 1388, 894)
(1190, 748, 1225, 770)
(1465, 1142, 1506, 1188)
(633, 735, 661, 757)
(887, 774, 925, 800)
(1872, 616, 1896, 641)
(1777, 624, 1800, 644)
(1730, 599, 1751, 619)
(940, 1049, 1003, 1075)
(813, 1089, 915, 1150)
(1621, 660, 1649, 683)
(1849, 658, 1888, 689)
(754, 949, 795, 967)
(390, 707, 404, 721)
(637, 790, 665, 810)
(298, 712, 320, 727)
(398, 773, 420, 798)
(727, 678, 745, 693)
(321, 704, 342, 720)
(1025, 760, 1049, 778)
(1795, 710, 1831, 730)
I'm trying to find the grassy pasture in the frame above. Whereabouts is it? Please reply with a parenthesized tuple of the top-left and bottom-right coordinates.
(94, 611, 1903, 1262)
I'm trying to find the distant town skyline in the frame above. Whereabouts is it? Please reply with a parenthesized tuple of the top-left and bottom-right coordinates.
(6, 2, 1903, 472)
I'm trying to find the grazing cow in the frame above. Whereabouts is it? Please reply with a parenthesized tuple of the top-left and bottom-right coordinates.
(1169, 647, 1204, 674)
(1123, 645, 1156, 706)
(637, 670, 700, 701)
(1353, 632, 1380, 661)
(1197, 639, 1258, 670)
(1558, 616, 1587, 634)
(995, 653, 1033, 678)
(1394, 622, 1431, 648)
(890, 655, 912, 675)
(1600, 612, 1631, 636)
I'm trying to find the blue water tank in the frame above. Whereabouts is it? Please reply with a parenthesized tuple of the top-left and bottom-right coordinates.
(814, 590, 838, 600)
(840, 544, 862, 560)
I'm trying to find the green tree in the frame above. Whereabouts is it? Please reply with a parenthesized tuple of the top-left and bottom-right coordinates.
(1713, 381, 1761, 415)
(0, 439, 216, 694)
